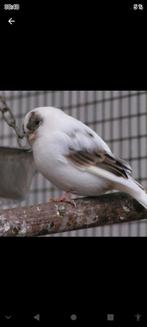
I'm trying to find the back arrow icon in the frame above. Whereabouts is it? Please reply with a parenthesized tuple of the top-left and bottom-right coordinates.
(8, 18, 15, 25)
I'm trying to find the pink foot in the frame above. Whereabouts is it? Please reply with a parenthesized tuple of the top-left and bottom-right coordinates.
(49, 192, 76, 207)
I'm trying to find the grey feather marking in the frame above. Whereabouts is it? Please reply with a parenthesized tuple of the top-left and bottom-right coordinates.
(64, 125, 133, 179)
(66, 149, 132, 179)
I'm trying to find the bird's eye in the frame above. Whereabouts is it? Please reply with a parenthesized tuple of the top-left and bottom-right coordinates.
(35, 119, 40, 126)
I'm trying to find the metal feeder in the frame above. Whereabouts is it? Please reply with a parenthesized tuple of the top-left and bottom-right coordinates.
(0, 147, 36, 200)
(0, 96, 36, 200)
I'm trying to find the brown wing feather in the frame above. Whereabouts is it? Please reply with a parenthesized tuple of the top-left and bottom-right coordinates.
(66, 148, 132, 179)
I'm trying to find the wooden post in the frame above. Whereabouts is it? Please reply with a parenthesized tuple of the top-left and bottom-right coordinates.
(0, 192, 147, 236)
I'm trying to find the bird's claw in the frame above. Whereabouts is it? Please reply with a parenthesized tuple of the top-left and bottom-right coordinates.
(48, 192, 76, 207)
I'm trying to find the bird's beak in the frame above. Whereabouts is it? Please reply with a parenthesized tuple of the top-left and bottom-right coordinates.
(28, 133, 36, 142)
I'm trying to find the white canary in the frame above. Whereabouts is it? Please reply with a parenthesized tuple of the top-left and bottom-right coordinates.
(23, 106, 147, 208)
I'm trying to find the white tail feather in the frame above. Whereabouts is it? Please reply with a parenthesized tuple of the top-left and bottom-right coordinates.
(86, 166, 147, 209)
(115, 177, 147, 209)
(136, 192, 147, 209)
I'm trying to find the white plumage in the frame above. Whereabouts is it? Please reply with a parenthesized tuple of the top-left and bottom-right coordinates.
(23, 106, 147, 208)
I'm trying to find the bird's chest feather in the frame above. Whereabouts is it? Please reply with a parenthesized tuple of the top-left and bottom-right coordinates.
(32, 138, 70, 184)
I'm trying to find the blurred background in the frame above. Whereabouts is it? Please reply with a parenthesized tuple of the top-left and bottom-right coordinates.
(0, 90, 147, 236)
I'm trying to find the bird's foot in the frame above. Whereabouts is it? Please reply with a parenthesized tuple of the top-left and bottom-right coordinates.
(48, 192, 76, 207)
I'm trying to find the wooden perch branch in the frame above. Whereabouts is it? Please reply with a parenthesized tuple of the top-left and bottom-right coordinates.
(0, 192, 147, 236)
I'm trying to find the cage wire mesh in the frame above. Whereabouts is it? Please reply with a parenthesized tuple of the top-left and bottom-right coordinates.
(0, 90, 147, 236)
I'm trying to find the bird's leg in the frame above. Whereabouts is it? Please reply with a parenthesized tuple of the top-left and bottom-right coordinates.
(49, 192, 76, 207)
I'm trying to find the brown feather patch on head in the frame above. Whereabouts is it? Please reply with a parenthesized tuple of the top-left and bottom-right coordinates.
(27, 111, 42, 132)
